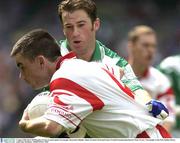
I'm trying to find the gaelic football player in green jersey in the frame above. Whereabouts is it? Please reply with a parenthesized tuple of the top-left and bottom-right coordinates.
(58, 0, 152, 104)
(159, 55, 180, 137)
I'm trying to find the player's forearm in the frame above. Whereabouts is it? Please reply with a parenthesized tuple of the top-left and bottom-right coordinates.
(134, 89, 152, 105)
(19, 117, 64, 137)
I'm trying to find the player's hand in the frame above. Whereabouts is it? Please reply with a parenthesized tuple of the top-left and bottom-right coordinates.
(22, 107, 30, 121)
(146, 99, 169, 120)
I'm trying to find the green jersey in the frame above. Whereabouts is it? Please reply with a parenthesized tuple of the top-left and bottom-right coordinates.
(59, 39, 143, 92)
(158, 55, 180, 128)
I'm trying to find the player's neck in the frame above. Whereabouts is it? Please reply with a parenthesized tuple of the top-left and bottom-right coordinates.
(76, 44, 95, 62)
(129, 59, 147, 78)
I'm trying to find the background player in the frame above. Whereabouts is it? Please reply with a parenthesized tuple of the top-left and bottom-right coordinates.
(127, 25, 176, 132)
(158, 54, 180, 137)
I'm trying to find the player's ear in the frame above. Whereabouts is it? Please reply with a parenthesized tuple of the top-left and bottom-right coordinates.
(93, 18, 100, 31)
(127, 41, 133, 53)
(35, 55, 46, 69)
(62, 24, 67, 37)
(63, 28, 66, 37)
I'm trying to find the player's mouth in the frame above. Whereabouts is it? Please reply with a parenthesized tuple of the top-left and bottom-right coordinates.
(73, 40, 81, 44)
(147, 55, 153, 61)
(72, 40, 83, 49)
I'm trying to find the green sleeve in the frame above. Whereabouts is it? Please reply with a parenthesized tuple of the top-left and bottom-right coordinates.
(104, 47, 143, 92)
(118, 62, 144, 92)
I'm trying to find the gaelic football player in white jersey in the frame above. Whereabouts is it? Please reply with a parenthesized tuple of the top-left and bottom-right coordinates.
(11, 29, 171, 138)
(127, 25, 176, 132)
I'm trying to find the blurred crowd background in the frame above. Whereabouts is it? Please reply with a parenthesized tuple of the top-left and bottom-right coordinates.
(0, 0, 180, 137)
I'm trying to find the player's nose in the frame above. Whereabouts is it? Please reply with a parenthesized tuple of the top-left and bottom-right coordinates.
(73, 27, 80, 37)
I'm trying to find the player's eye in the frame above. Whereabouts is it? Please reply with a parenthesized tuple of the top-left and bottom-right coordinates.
(64, 25, 73, 29)
(19, 65, 24, 71)
(78, 23, 85, 27)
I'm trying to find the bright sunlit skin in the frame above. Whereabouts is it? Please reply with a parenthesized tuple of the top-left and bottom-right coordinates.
(62, 9, 100, 61)
(19, 109, 64, 137)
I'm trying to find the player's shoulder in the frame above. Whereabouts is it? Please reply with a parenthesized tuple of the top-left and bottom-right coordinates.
(150, 67, 166, 77)
(52, 59, 94, 80)
(59, 59, 87, 72)
(149, 67, 170, 83)
(97, 41, 128, 67)
(160, 55, 180, 69)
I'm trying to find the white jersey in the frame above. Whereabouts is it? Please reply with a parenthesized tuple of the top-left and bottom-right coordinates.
(43, 56, 162, 138)
(59, 40, 143, 92)
(140, 67, 175, 123)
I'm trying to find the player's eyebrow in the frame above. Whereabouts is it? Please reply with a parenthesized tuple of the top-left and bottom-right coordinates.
(64, 20, 86, 26)
(77, 20, 86, 24)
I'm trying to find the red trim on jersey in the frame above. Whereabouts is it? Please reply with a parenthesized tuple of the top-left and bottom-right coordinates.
(51, 91, 73, 97)
(156, 124, 172, 138)
(48, 106, 78, 127)
(53, 96, 68, 106)
(50, 105, 82, 122)
(136, 131, 150, 138)
(111, 67, 114, 75)
(105, 64, 109, 71)
(157, 88, 174, 99)
(56, 52, 76, 70)
(50, 78, 104, 111)
(136, 124, 171, 138)
(50, 91, 82, 121)
(105, 64, 115, 75)
(52, 91, 73, 106)
(142, 68, 149, 78)
(53, 105, 82, 121)
(102, 68, 135, 99)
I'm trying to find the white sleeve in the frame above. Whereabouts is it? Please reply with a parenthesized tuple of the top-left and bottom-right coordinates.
(44, 90, 93, 133)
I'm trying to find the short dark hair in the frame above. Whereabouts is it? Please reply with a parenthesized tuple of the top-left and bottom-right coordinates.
(58, 0, 97, 23)
(11, 29, 61, 62)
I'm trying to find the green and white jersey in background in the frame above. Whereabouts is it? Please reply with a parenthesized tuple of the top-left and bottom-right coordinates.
(158, 55, 180, 104)
(59, 40, 143, 92)
(158, 55, 180, 128)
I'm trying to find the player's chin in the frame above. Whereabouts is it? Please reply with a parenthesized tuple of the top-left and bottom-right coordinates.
(32, 84, 42, 90)
(32, 85, 38, 90)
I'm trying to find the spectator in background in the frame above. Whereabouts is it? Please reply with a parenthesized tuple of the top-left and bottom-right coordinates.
(127, 25, 176, 133)
(158, 54, 180, 137)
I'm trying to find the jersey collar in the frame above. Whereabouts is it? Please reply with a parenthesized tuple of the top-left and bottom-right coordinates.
(63, 39, 102, 62)
(141, 68, 149, 78)
(56, 52, 76, 70)
(90, 41, 102, 61)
